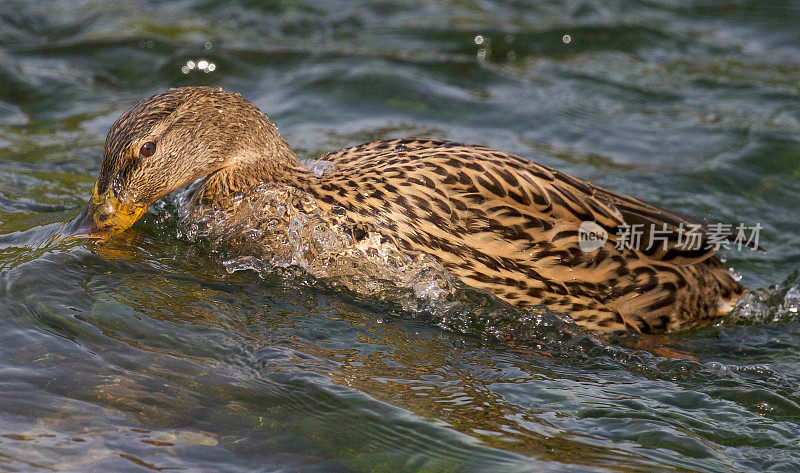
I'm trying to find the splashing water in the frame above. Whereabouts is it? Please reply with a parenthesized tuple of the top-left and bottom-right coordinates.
(726, 271, 800, 325)
(177, 183, 460, 310)
(299, 158, 338, 177)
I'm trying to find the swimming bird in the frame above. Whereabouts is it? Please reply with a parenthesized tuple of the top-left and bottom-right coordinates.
(82, 86, 745, 334)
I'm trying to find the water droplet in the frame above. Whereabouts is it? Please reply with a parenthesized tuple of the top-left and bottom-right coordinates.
(474, 35, 484, 45)
(183, 59, 216, 74)
(785, 286, 800, 313)
(204, 41, 212, 49)
(562, 34, 571, 44)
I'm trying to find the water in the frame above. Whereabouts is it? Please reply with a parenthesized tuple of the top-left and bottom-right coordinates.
(2, 1, 800, 471)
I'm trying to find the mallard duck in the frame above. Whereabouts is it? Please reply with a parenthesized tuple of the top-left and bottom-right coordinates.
(80, 86, 745, 334)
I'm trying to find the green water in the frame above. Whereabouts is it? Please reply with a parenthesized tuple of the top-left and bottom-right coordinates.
(2, 1, 800, 471)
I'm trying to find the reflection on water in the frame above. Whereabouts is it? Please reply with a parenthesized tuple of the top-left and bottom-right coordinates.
(2, 0, 800, 472)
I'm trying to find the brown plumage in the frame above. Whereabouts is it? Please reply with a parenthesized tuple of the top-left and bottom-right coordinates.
(83, 86, 745, 334)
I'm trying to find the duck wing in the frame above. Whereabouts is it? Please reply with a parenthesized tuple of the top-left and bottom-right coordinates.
(320, 138, 725, 266)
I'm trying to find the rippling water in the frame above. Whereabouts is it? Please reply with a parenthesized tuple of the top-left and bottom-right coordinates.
(2, 1, 800, 471)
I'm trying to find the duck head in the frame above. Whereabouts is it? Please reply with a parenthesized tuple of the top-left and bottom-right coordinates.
(81, 86, 295, 236)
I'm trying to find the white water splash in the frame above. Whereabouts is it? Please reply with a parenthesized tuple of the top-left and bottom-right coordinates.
(299, 158, 337, 177)
(178, 183, 458, 310)
(727, 272, 800, 325)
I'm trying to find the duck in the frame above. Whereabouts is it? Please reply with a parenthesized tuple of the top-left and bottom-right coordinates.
(80, 86, 745, 335)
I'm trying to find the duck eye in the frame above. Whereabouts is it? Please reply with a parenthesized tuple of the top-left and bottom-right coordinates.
(139, 141, 156, 157)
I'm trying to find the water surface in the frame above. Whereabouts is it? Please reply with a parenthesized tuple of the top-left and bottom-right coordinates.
(2, 1, 800, 472)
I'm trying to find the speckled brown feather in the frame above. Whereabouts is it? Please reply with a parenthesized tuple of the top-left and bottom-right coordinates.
(94, 87, 745, 335)
(292, 138, 744, 333)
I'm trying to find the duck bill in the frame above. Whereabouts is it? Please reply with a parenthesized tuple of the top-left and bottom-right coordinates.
(74, 182, 148, 236)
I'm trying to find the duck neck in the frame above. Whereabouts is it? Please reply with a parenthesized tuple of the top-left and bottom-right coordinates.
(195, 132, 314, 209)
